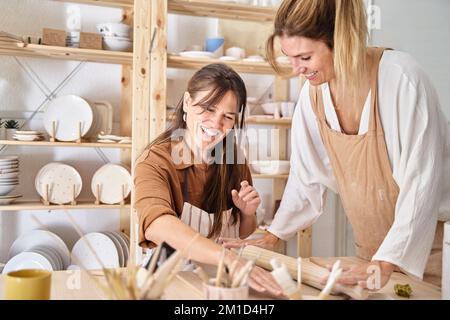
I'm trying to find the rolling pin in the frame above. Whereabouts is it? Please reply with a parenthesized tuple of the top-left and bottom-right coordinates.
(242, 245, 368, 300)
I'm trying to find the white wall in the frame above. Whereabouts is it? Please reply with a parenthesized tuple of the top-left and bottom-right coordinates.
(370, 0, 450, 119)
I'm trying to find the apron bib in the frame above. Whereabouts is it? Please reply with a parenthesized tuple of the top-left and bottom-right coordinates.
(309, 47, 443, 286)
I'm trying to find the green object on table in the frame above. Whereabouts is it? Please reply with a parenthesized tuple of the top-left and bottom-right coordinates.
(394, 283, 412, 298)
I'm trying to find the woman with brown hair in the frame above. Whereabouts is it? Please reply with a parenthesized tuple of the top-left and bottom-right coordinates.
(134, 63, 282, 296)
(222, 0, 450, 289)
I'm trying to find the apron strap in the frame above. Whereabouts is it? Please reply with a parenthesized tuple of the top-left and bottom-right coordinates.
(368, 47, 387, 133)
(182, 169, 189, 203)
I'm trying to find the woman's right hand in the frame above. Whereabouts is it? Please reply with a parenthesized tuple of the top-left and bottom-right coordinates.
(219, 232, 280, 251)
(226, 253, 283, 297)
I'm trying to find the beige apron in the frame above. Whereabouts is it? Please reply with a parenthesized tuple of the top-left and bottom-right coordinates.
(180, 202, 240, 241)
(309, 47, 443, 286)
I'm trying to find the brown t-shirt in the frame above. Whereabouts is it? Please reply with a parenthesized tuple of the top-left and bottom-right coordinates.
(134, 141, 253, 248)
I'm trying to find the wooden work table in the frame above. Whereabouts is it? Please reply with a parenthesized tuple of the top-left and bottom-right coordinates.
(0, 256, 441, 300)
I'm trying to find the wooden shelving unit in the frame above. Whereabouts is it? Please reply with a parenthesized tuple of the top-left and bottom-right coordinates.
(168, 54, 291, 75)
(168, 0, 277, 22)
(0, 42, 132, 65)
(0, 140, 131, 149)
(245, 117, 292, 126)
(0, 201, 130, 211)
(51, 0, 133, 9)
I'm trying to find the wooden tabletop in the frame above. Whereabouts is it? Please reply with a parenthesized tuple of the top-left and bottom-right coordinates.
(0, 256, 441, 300)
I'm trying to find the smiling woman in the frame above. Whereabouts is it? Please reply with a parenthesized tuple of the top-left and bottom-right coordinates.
(133, 63, 283, 297)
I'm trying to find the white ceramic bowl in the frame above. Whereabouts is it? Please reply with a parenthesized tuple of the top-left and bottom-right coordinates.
(103, 36, 133, 52)
(260, 102, 280, 117)
(97, 23, 131, 38)
(0, 184, 17, 196)
(250, 160, 290, 175)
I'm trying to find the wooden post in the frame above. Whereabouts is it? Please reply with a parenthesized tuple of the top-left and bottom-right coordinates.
(297, 227, 313, 258)
(120, 7, 134, 240)
(131, 0, 153, 266)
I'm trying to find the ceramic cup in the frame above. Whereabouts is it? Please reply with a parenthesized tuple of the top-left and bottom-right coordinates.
(4, 269, 51, 300)
(205, 37, 225, 57)
(225, 47, 246, 60)
(96, 23, 131, 38)
(203, 281, 249, 300)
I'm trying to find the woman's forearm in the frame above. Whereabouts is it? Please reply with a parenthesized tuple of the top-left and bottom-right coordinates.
(144, 214, 223, 265)
(239, 212, 257, 239)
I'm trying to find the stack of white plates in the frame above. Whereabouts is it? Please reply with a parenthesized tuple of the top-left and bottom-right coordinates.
(70, 231, 130, 270)
(91, 164, 131, 204)
(97, 23, 132, 52)
(4, 230, 70, 274)
(35, 162, 82, 204)
(13, 130, 45, 141)
(0, 156, 20, 201)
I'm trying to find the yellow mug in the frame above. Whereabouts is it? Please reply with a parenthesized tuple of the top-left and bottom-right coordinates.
(4, 269, 51, 300)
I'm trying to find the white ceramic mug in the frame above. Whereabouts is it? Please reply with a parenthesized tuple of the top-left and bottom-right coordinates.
(225, 47, 246, 60)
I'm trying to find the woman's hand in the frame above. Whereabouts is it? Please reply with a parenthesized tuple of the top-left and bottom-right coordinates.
(319, 260, 395, 290)
(224, 251, 284, 298)
(232, 180, 261, 216)
(219, 232, 280, 250)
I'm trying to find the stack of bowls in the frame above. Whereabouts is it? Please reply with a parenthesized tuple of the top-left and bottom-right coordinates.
(96, 22, 132, 52)
(0, 156, 20, 203)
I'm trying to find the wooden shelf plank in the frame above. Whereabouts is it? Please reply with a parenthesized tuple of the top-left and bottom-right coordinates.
(0, 201, 131, 211)
(168, 54, 291, 75)
(0, 43, 132, 65)
(51, 0, 133, 8)
(245, 117, 292, 126)
(168, 0, 276, 23)
(0, 140, 132, 149)
(252, 174, 288, 179)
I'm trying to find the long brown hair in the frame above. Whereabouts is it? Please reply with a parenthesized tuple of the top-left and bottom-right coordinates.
(267, 0, 368, 94)
(148, 63, 248, 238)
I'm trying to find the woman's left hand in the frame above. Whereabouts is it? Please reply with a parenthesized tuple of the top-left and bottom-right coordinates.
(232, 180, 261, 216)
(319, 260, 395, 290)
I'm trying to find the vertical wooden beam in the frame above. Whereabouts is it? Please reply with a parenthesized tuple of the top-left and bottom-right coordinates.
(295, 74, 313, 258)
(272, 76, 289, 255)
(149, 0, 167, 141)
(120, 8, 134, 237)
(297, 227, 312, 258)
(131, 0, 152, 265)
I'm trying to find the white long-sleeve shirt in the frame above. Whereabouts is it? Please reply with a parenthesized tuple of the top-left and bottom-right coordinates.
(268, 50, 450, 279)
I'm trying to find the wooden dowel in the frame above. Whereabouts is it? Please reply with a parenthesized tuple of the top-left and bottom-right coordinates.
(241, 245, 368, 300)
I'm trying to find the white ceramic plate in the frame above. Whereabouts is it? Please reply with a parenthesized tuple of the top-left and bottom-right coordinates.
(179, 51, 215, 59)
(0, 168, 19, 174)
(13, 135, 43, 141)
(43, 95, 93, 142)
(71, 232, 119, 269)
(0, 156, 19, 162)
(31, 248, 59, 271)
(91, 164, 131, 204)
(33, 246, 63, 271)
(103, 232, 124, 267)
(85, 101, 113, 138)
(2, 252, 53, 274)
(0, 194, 21, 205)
(219, 56, 239, 61)
(9, 230, 71, 268)
(0, 172, 19, 179)
(0, 163, 18, 170)
(35, 163, 82, 204)
(112, 232, 130, 265)
(15, 131, 43, 135)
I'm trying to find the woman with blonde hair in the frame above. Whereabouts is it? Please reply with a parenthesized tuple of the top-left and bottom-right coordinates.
(222, 0, 450, 289)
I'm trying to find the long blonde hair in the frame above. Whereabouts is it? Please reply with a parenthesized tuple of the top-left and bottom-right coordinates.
(267, 0, 368, 93)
